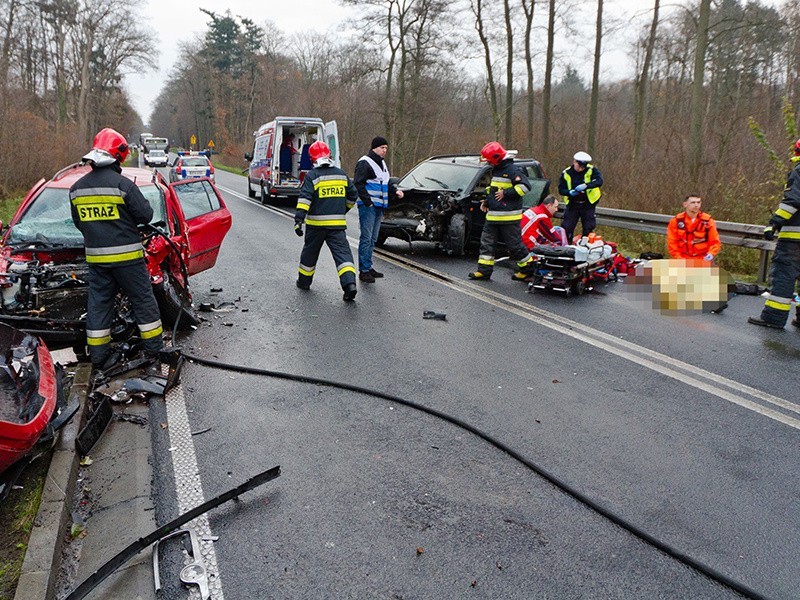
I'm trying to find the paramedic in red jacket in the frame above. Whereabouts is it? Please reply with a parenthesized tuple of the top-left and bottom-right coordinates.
(520, 195, 567, 250)
(666, 195, 721, 261)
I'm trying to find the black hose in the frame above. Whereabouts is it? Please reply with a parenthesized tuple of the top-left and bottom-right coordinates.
(181, 350, 766, 600)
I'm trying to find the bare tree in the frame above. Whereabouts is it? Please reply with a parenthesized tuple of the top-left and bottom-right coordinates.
(471, 0, 501, 137)
(632, 0, 660, 164)
(541, 0, 556, 158)
(503, 0, 513, 145)
(521, 0, 536, 154)
(586, 0, 603, 153)
(688, 0, 711, 188)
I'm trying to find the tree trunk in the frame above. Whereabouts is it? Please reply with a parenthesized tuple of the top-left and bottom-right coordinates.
(542, 0, 556, 159)
(688, 0, 711, 188)
(632, 0, 660, 164)
(587, 0, 603, 154)
(522, 0, 536, 155)
(503, 0, 513, 146)
(472, 0, 501, 138)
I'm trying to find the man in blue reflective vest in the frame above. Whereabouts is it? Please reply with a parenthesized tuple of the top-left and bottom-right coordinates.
(354, 136, 404, 283)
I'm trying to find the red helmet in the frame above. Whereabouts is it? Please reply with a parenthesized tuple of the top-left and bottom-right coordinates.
(308, 140, 331, 163)
(92, 128, 129, 162)
(481, 141, 506, 166)
(794, 138, 800, 156)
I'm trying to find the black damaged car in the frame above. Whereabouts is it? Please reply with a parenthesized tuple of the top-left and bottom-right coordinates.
(379, 154, 550, 255)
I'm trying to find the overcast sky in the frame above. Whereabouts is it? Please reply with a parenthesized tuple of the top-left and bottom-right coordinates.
(124, 0, 784, 124)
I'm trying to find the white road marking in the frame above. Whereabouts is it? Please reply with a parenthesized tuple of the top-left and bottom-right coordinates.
(164, 367, 225, 599)
(218, 182, 800, 431)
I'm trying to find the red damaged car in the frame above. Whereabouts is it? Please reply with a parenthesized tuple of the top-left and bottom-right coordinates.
(0, 164, 232, 350)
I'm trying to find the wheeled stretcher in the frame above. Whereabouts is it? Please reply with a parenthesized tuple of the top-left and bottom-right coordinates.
(526, 243, 619, 295)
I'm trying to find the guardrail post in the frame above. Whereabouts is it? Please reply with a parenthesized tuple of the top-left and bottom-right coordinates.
(758, 250, 771, 284)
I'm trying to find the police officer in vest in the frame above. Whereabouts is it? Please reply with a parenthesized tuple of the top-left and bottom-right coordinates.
(294, 141, 359, 301)
(69, 128, 163, 371)
(468, 141, 536, 281)
(354, 136, 403, 283)
(558, 151, 604, 242)
(748, 138, 800, 329)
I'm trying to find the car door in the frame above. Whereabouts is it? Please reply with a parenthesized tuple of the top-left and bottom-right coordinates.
(522, 164, 550, 208)
(168, 179, 232, 275)
(324, 120, 340, 168)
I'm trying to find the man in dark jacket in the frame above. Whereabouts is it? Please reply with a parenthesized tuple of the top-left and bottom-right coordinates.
(353, 136, 403, 283)
(69, 128, 163, 370)
(748, 139, 800, 329)
(468, 141, 535, 281)
(294, 141, 360, 301)
(558, 151, 604, 242)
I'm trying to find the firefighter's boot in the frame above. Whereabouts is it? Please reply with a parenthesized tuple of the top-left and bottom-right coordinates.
(468, 271, 491, 281)
(511, 271, 530, 282)
(343, 283, 357, 302)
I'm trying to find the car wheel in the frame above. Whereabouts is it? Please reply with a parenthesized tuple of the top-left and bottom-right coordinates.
(445, 213, 468, 256)
(247, 181, 256, 198)
(153, 272, 199, 331)
(376, 231, 388, 247)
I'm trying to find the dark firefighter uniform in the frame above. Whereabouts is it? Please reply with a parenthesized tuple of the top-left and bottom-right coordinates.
(473, 159, 535, 280)
(69, 163, 163, 367)
(295, 165, 359, 291)
(752, 159, 800, 328)
(558, 163, 603, 241)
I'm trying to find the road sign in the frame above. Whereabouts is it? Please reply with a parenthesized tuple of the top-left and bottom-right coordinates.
(190, 134, 197, 145)
(208, 140, 215, 148)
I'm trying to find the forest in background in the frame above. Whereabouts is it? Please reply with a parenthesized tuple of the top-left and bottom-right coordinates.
(1, 0, 799, 229)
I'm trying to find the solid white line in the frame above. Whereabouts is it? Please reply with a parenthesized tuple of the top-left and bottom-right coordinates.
(217, 183, 800, 431)
(164, 368, 225, 599)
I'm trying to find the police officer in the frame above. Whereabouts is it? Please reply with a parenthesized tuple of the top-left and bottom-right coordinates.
(294, 141, 359, 301)
(748, 139, 800, 329)
(468, 141, 535, 281)
(558, 151, 604, 242)
(70, 128, 163, 370)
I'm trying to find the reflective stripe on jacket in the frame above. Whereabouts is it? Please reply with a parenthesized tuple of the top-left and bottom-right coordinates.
(69, 165, 153, 266)
(484, 160, 531, 223)
(771, 161, 800, 241)
(295, 165, 358, 229)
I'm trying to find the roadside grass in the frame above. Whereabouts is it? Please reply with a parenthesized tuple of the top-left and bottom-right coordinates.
(211, 159, 247, 176)
(597, 225, 761, 283)
(0, 456, 50, 600)
(0, 197, 23, 226)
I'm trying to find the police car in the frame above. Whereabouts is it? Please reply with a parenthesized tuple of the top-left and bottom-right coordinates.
(170, 151, 215, 183)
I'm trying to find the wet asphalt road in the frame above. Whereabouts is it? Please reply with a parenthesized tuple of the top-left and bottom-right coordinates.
(150, 168, 799, 599)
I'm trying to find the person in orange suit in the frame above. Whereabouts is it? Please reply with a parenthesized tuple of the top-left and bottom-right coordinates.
(666, 194, 721, 261)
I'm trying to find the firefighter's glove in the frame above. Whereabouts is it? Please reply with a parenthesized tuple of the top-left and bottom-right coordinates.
(294, 223, 304, 237)
(575, 183, 588, 192)
(763, 225, 776, 241)
(703, 253, 714, 262)
(569, 189, 579, 197)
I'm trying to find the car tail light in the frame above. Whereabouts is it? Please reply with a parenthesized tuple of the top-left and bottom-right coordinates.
(174, 164, 181, 174)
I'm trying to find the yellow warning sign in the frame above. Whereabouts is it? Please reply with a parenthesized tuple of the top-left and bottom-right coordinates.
(208, 139, 215, 148)
(190, 134, 197, 145)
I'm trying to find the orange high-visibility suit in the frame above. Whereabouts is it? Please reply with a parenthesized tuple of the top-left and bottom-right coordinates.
(667, 211, 721, 259)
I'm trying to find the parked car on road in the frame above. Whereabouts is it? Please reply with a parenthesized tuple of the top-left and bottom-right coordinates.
(170, 153, 215, 183)
(144, 149, 168, 168)
(0, 164, 232, 350)
(381, 154, 550, 255)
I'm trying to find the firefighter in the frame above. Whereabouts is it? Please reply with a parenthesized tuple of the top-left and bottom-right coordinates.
(294, 141, 359, 301)
(69, 128, 163, 370)
(558, 151, 604, 242)
(748, 138, 800, 329)
(468, 142, 536, 281)
(666, 195, 721, 260)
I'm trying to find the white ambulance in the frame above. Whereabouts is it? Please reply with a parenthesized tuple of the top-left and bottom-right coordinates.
(245, 116, 340, 203)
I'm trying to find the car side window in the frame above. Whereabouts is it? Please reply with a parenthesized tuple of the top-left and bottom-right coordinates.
(173, 180, 222, 220)
(523, 166, 550, 208)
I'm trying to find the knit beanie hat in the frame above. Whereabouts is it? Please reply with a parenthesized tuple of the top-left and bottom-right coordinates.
(371, 136, 389, 149)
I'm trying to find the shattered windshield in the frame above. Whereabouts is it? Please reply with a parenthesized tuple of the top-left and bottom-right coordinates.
(8, 184, 167, 246)
(398, 162, 477, 193)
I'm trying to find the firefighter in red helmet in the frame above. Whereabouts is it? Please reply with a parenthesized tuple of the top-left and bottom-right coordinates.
(69, 128, 163, 373)
(749, 138, 800, 329)
(294, 141, 360, 301)
(468, 142, 535, 281)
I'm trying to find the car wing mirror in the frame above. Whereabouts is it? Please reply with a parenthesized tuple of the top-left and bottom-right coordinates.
(244, 152, 252, 161)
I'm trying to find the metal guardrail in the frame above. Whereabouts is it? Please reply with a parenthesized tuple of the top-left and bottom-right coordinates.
(555, 206, 775, 282)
